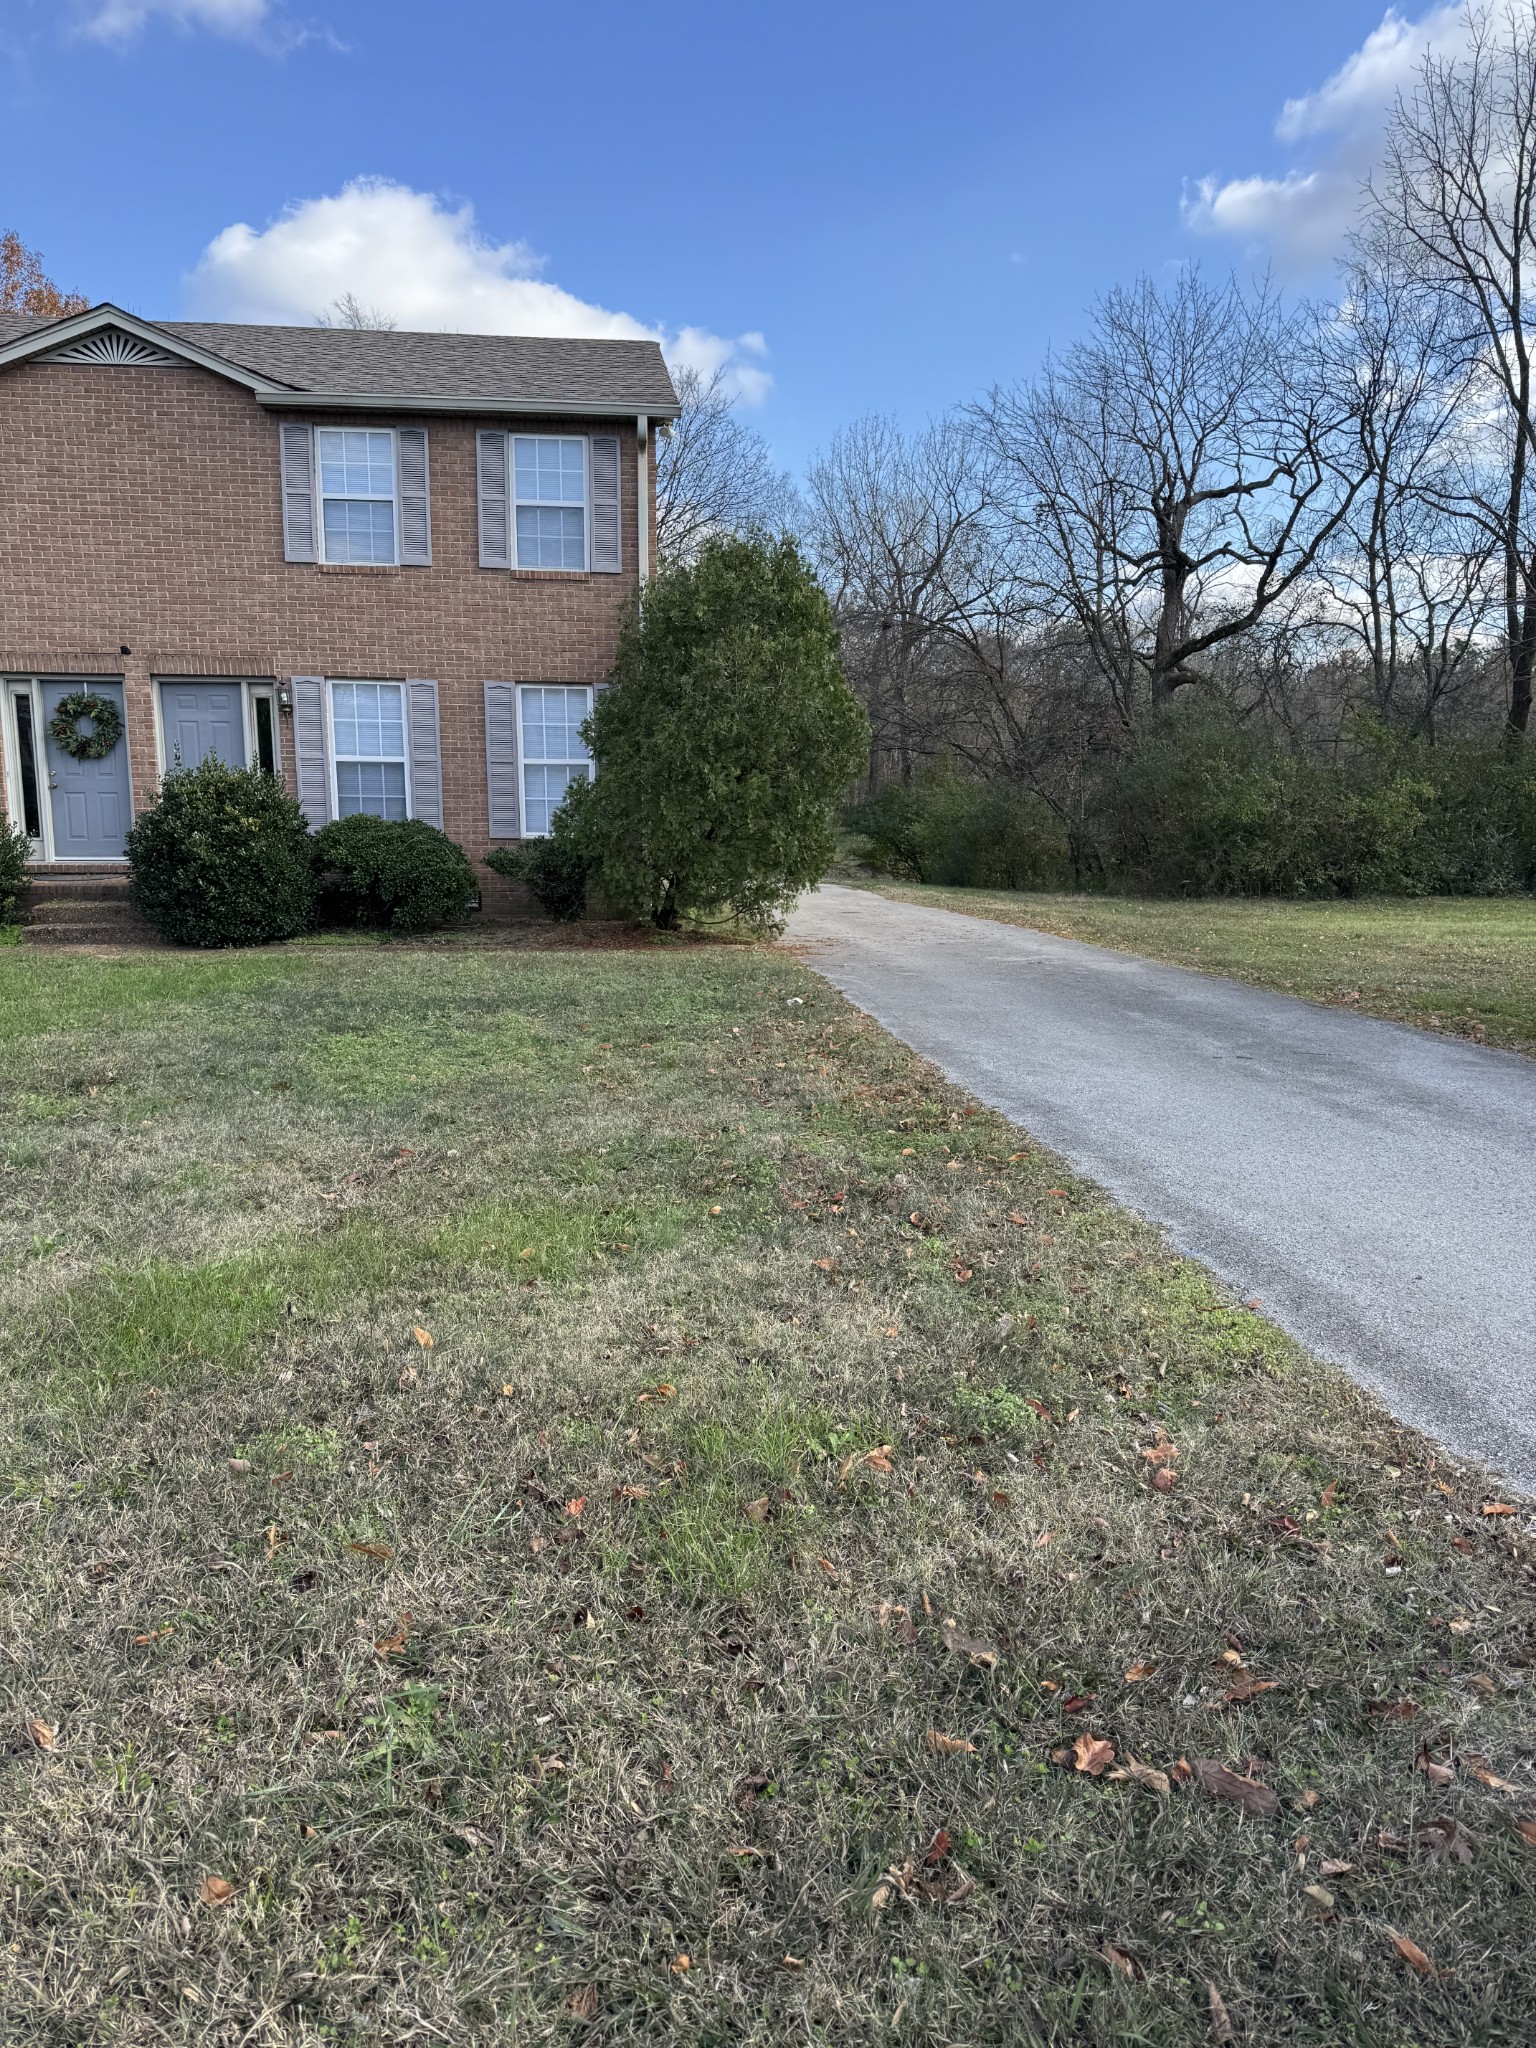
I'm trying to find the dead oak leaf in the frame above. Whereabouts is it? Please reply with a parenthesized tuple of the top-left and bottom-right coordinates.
(1417, 1816, 1475, 1866)
(1188, 1756, 1280, 1817)
(1513, 1818, 1536, 1848)
(1207, 1982, 1235, 2043)
(1100, 1942, 1142, 1981)
(566, 1985, 598, 2021)
(926, 1731, 977, 1757)
(197, 1876, 236, 1909)
(1388, 1930, 1444, 1978)
(374, 1615, 413, 1658)
(25, 1719, 56, 1752)
(1124, 1661, 1157, 1683)
(1107, 1754, 1171, 1795)
(345, 1540, 394, 1562)
(411, 1326, 434, 1349)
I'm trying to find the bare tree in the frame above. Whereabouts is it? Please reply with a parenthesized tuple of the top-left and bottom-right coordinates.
(976, 270, 1365, 727)
(654, 365, 797, 564)
(1320, 246, 1498, 737)
(1365, 0, 1536, 738)
(316, 292, 398, 331)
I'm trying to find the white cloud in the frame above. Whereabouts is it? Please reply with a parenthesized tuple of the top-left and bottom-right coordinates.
(1182, 6, 1467, 271)
(80, 0, 274, 39)
(185, 178, 772, 402)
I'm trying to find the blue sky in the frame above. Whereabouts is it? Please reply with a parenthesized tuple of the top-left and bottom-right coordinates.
(1, 2, 1467, 471)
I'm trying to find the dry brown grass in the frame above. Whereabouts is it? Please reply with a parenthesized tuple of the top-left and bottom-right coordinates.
(0, 942, 1531, 2045)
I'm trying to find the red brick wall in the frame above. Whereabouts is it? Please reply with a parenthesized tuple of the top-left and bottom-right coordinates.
(0, 359, 651, 875)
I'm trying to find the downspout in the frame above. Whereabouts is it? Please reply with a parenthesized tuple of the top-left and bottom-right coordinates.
(636, 414, 650, 584)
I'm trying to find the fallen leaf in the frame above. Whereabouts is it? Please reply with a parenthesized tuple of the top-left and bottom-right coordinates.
(1416, 1745, 1456, 1788)
(345, 1540, 394, 1562)
(1513, 1818, 1536, 1848)
(733, 1771, 770, 1814)
(817, 1557, 840, 1582)
(1302, 1883, 1334, 1911)
(1224, 1678, 1280, 1705)
(952, 1265, 973, 1284)
(411, 1327, 434, 1349)
(1469, 1764, 1523, 1793)
(1417, 1816, 1475, 1866)
(1294, 1789, 1321, 1811)
(940, 1621, 999, 1670)
(1481, 1502, 1515, 1517)
(1100, 1942, 1142, 1980)
(780, 1954, 804, 1970)
(1388, 1930, 1440, 1977)
(1188, 1756, 1280, 1817)
(1207, 1982, 1235, 2042)
(1073, 1733, 1116, 1776)
(927, 1731, 977, 1756)
(25, 1719, 56, 1752)
(744, 1496, 771, 1524)
(567, 1985, 598, 2021)
(1124, 1662, 1158, 1683)
(374, 1614, 413, 1657)
(1151, 1466, 1177, 1493)
(812, 1257, 838, 1272)
(1319, 1857, 1353, 1876)
(923, 1828, 951, 1866)
(227, 1457, 251, 1474)
(565, 1497, 587, 1518)
(671, 1954, 691, 1975)
(1107, 1754, 1171, 1795)
(197, 1876, 235, 1909)
(1320, 1481, 1338, 1508)
(1367, 1698, 1417, 1721)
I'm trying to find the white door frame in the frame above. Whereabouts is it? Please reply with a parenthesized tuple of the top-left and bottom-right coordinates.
(1, 677, 48, 863)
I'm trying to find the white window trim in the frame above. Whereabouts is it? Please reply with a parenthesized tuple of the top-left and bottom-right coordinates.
(516, 683, 595, 837)
(510, 434, 591, 573)
(317, 426, 401, 567)
(325, 678, 414, 823)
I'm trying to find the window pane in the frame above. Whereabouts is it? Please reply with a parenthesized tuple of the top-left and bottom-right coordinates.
(514, 436, 586, 505)
(318, 428, 395, 499)
(515, 505, 585, 570)
(331, 682, 406, 764)
(323, 498, 397, 564)
(336, 759, 408, 822)
(522, 760, 593, 836)
(520, 687, 592, 765)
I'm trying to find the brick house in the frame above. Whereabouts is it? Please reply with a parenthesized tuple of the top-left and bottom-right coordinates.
(0, 302, 678, 910)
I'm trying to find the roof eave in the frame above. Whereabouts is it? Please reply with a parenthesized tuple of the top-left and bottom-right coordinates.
(254, 388, 682, 420)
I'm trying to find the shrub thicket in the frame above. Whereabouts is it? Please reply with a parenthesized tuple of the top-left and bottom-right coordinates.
(849, 708, 1536, 900)
(127, 760, 315, 948)
(0, 809, 29, 924)
(846, 767, 1069, 888)
(567, 535, 869, 931)
(312, 815, 476, 933)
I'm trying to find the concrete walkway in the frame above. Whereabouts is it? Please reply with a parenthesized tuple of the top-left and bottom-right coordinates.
(786, 886, 1536, 1494)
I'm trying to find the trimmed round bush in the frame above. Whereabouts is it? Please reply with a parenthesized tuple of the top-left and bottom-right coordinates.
(312, 814, 476, 932)
(127, 759, 315, 948)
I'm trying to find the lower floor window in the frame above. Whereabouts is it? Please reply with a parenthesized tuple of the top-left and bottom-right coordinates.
(332, 680, 408, 821)
(520, 685, 593, 835)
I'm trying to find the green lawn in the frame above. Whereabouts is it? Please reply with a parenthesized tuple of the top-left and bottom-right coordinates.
(858, 885, 1536, 1055)
(1, 940, 1532, 2044)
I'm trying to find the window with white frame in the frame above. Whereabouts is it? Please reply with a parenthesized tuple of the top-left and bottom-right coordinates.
(519, 685, 593, 834)
(514, 436, 587, 570)
(318, 429, 398, 564)
(331, 681, 409, 820)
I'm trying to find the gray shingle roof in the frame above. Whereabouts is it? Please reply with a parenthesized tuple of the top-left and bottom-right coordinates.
(0, 309, 680, 414)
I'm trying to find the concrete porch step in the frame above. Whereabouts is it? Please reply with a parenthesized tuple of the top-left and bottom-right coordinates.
(24, 874, 136, 905)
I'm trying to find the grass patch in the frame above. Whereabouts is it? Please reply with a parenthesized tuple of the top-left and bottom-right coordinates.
(859, 883, 1536, 1054)
(0, 942, 1531, 2044)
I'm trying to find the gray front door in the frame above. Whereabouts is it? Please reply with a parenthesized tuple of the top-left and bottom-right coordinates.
(40, 681, 132, 861)
(161, 681, 247, 771)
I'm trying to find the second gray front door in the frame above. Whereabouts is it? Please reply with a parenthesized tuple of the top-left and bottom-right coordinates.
(162, 681, 247, 771)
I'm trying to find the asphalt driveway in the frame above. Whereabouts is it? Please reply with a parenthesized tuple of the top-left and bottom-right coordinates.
(786, 885, 1536, 1494)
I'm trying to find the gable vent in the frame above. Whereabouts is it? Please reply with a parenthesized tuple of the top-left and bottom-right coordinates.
(43, 328, 176, 367)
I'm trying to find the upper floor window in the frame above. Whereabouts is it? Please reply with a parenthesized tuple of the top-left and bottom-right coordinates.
(514, 436, 587, 570)
(318, 429, 397, 565)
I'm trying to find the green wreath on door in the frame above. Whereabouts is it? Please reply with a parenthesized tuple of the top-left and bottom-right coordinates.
(48, 690, 124, 762)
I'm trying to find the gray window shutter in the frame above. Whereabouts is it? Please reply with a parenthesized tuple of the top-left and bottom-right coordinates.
(485, 681, 521, 836)
(291, 676, 333, 830)
(589, 433, 621, 573)
(477, 429, 511, 568)
(406, 678, 443, 828)
(280, 424, 317, 563)
(397, 427, 432, 566)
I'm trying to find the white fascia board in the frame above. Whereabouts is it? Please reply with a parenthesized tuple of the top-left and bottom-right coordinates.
(0, 304, 291, 394)
(254, 389, 683, 420)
